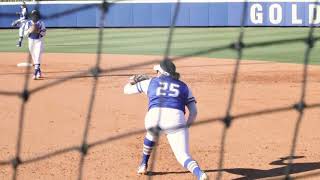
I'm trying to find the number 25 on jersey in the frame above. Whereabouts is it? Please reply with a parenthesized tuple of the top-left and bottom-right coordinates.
(156, 82, 180, 97)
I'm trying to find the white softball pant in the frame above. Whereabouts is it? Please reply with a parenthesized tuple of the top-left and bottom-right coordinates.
(28, 38, 44, 65)
(144, 107, 191, 166)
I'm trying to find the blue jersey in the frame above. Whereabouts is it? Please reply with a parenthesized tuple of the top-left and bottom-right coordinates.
(26, 20, 46, 39)
(147, 76, 192, 113)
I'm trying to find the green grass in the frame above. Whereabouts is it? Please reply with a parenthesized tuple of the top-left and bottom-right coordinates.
(1, 28, 319, 64)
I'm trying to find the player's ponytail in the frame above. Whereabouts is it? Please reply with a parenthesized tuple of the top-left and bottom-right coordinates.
(171, 72, 180, 80)
(159, 59, 180, 80)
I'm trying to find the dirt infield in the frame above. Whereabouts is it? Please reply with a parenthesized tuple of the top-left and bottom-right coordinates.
(0, 52, 319, 180)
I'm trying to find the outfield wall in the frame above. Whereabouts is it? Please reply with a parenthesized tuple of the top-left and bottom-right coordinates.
(0, 0, 320, 27)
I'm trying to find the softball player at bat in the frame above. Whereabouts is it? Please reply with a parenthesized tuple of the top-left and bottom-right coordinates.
(124, 60, 208, 180)
(23, 10, 46, 80)
(11, 1, 28, 47)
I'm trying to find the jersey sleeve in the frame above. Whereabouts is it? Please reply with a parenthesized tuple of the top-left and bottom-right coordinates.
(137, 79, 151, 94)
(124, 79, 151, 95)
(186, 88, 196, 104)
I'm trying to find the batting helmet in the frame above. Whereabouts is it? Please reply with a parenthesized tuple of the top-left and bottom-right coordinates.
(30, 10, 40, 22)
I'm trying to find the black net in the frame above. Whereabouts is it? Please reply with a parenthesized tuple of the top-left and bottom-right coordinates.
(0, 0, 319, 180)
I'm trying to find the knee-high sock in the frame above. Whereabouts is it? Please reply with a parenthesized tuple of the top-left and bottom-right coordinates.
(184, 158, 203, 178)
(34, 64, 40, 70)
(141, 137, 155, 165)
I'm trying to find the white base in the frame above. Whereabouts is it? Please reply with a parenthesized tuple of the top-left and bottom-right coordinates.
(17, 62, 33, 67)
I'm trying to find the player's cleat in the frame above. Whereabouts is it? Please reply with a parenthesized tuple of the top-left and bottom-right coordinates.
(33, 69, 42, 80)
(199, 172, 209, 180)
(33, 74, 41, 80)
(16, 41, 22, 47)
(137, 163, 147, 175)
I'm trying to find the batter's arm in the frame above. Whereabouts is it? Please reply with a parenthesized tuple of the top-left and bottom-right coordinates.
(124, 79, 151, 95)
(23, 21, 30, 37)
(21, 8, 27, 18)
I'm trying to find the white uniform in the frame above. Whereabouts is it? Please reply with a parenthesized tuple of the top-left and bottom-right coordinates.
(18, 8, 28, 38)
(125, 78, 195, 164)
(24, 20, 46, 78)
(124, 74, 207, 180)
(12, 7, 28, 46)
